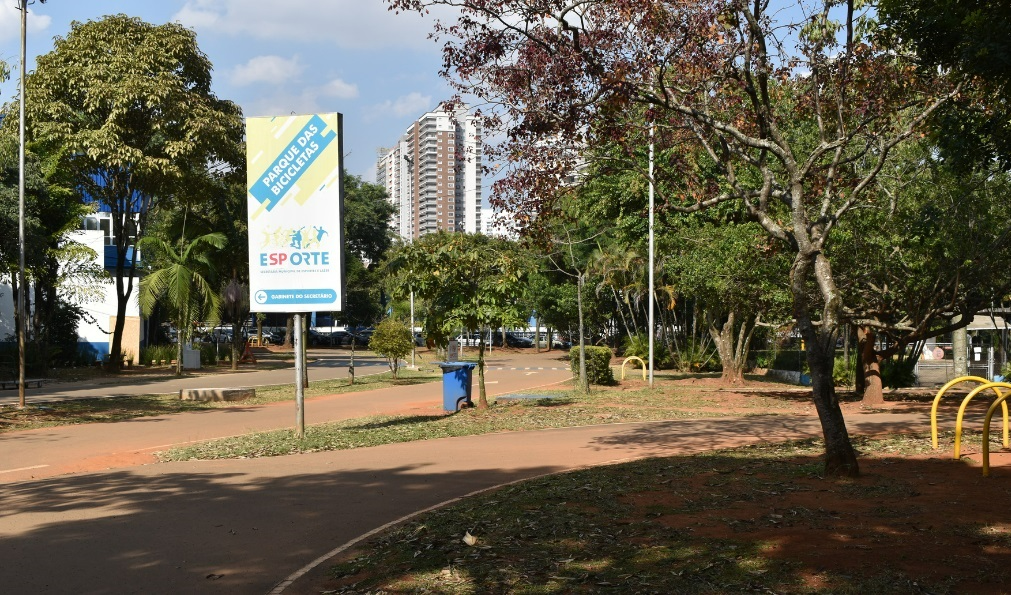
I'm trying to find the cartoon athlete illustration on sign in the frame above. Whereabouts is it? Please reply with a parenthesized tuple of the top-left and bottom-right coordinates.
(290, 227, 305, 249)
(313, 226, 328, 242)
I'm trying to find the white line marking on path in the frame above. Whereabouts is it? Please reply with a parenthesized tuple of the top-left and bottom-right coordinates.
(0, 464, 48, 475)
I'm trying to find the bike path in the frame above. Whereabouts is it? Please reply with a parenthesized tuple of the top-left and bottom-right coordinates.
(0, 410, 942, 595)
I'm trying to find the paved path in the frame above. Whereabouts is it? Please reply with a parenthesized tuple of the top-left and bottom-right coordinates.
(0, 352, 573, 484)
(0, 349, 391, 406)
(0, 410, 940, 595)
(0, 350, 959, 595)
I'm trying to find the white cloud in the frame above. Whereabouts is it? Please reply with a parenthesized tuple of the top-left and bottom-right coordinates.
(230, 55, 304, 87)
(241, 81, 360, 119)
(173, 0, 449, 50)
(0, 4, 51, 44)
(319, 78, 359, 99)
(369, 92, 432, 120)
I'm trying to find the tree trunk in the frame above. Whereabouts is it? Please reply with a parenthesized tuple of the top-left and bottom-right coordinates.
(857, 326, 884, 405)
(284, 315, 294, 348)
(477, 337, 488, 409)
(802, 324, 859, 476)
(349, 335, 356, 385)
(708, 310, 758, 385)
(231, 320, 241, 371)
(535, 315, 541, 353)
(791, 246, 859, 477)
(109, 268, 129, 373)
(952, 316, 969, 377)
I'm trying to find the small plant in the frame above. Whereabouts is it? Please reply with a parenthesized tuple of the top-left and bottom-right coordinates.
(621, 333, 672, 369)
(141, 345, 176, 366)
(569, 345, 615, 385)
(369, 318, 413, 378)
(833, 355, 855, 386)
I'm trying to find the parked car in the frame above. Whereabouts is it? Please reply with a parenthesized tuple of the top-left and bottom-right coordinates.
(454, 333, 484, 347)
(414, 332, 427, 347)
(308, 328, 336, 347)
(492, 332, 534, 348)
(348, 328, 374, 346)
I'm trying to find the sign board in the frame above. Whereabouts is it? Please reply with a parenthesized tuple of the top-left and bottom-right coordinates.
(447, 340, 460, 362)
(246, 113, 345, 313)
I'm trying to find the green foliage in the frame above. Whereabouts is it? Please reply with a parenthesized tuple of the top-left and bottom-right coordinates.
(20, 14, 243, 369)
(199, 342, 219, 366)
(569, 346, 614, 385)
(879, 0, 1011, 169)
(621, 333, 672, 369)
(369, 318, 414, 378)
(140, 344, 176, 364)
(673, 339, 719, 373)
(880, 358, 917, 389)
(385, 231, 530, 348)
(834, 355, 855, 386)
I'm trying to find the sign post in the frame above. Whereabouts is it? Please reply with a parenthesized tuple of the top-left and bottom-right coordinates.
(246, 113, 344, 438)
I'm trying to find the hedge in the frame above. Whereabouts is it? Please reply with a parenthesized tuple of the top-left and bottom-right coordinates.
(569, 345, 615, 385)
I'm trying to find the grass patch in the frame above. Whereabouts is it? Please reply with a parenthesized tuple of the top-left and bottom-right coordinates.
(159, 386, 782, 461)
(0, 368, 440, 434)
(318, 434, 981, 594)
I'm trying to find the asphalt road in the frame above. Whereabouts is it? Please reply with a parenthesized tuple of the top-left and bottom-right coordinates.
(0, 349, 391, 406)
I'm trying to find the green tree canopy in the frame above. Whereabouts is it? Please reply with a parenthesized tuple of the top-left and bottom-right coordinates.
(385, 232, 528, 407)
(22, 14, 243, 371)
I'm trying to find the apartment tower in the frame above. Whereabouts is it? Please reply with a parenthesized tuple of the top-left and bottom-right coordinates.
(377, 103, 482, 239)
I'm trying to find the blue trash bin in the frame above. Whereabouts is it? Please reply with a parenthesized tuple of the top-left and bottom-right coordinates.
(437, 362, 477, 411)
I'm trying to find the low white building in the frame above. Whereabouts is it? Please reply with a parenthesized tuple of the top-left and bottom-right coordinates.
(0, 212, 143, 365)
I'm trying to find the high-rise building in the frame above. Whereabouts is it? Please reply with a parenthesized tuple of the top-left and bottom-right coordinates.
(377, 103, 482, 239)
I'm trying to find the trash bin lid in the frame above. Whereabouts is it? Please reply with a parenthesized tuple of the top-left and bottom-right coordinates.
(436, 362, 477, 371)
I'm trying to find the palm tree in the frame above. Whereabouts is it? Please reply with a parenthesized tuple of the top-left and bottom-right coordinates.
(138, 232, 225, 375)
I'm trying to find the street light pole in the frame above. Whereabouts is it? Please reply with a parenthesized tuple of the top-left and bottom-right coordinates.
(16, 0, 29, 408)
(410, 287, 416, 368)
(648, 124, 655, 388)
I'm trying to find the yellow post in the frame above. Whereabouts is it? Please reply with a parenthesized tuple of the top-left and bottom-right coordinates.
(982, 391, 1011, 476)
(952, 382, 1011, 459)
(931, 376, 990, 448)
(621, 356, 647, 381)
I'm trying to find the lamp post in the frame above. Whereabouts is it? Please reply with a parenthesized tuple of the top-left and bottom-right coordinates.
(410, 285, 416, 368)
(15, 1, 34, 408)
(648, 124, 655, 388)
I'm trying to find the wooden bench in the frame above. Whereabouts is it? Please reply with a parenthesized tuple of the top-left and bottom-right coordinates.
(0, 379, 44, 390)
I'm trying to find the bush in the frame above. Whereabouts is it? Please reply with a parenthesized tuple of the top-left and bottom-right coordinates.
(140, 344, 176, 365)
(672, 338, 719, 373)
(369, 318, 413, 378)
(621, 333, 672, 369)
(570, 345, 615, 385)
(833, 355, 855, 386)
(199, 343, 218, 366)
(881, 358, 917, 388)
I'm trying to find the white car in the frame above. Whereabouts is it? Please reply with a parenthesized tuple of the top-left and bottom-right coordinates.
(454, 333, 484, 347)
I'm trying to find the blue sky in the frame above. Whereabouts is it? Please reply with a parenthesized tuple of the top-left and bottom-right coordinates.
(0, 0, 454, 181)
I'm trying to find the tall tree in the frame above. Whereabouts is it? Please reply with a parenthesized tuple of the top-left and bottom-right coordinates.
(23, 14, 243, 372)
(388, 0, 963, 476)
